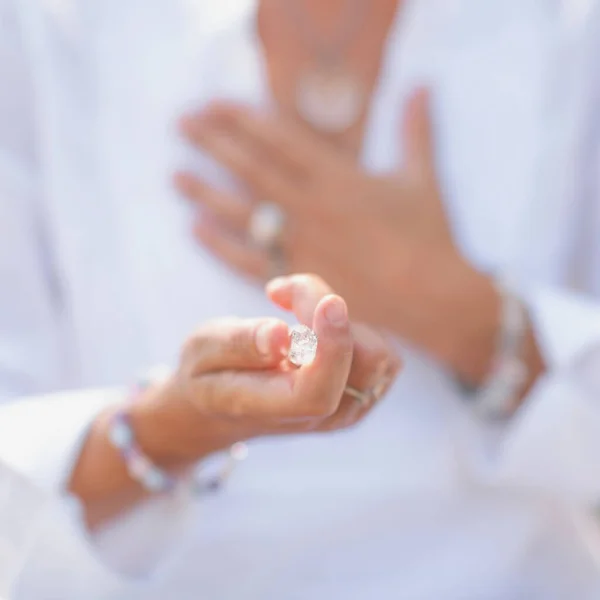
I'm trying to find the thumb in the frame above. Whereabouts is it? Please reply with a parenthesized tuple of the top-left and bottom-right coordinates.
(401, 87, 436, 181)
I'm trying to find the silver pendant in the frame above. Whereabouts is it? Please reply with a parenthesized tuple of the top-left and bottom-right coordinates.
(295, 63, 364, 133)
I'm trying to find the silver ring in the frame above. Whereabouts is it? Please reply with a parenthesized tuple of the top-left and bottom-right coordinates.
(248, 202, 288, 279)
(248, 202, 285, 249)
(344, 385, 376, 407)
(345, 373, 392, 408)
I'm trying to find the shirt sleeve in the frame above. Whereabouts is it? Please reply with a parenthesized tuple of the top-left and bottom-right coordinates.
(0, 0, 196, 593)
(482, 5, 600, 509)
(492, 289, 600, 507)
(0, 462, 49, 600)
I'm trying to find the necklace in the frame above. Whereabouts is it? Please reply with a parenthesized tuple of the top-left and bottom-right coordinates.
(283, 0, 370, 133)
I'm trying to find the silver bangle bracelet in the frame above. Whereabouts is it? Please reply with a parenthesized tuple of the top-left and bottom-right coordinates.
(460, 274, 529, 421)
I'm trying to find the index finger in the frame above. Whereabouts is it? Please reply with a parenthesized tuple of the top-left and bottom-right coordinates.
(266, 273, 331, 324)
(179, 318, 290, 376)
(202, 103, 336, 179)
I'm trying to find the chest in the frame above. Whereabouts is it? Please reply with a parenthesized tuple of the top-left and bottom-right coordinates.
(34, 0, 573, 386)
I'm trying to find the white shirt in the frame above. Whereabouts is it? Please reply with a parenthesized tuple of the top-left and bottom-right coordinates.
(2, 0, 600, 598)
(0, 463, 48, 600)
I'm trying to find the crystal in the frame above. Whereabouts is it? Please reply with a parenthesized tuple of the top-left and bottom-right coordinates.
(288, 325, 318, 366)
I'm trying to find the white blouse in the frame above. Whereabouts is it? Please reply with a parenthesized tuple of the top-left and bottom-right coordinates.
(0, 462, 48, 600)
(2, 0, 600, 598)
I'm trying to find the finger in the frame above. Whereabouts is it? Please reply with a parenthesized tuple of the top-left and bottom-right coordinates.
(190, 297, 352, 421)
(266, 274, 332, 324)
(180, 317, 290, 376)
(267, 276, 400, 406)
(201, 103, 330, 178)
(315, 393, 365, 432)
(320, 326, 401, 431)
(179, 117, 291, 203)
(274, 347, 400, 434)
(292, 294, 353, 417)
(174, 171, 254, 231)
(194, 216, 270, 280)
(191, 368, 295, 420)
(401, 87, 436, 181)
(343, 323, 398, 398)
(267, 274, 396, 387)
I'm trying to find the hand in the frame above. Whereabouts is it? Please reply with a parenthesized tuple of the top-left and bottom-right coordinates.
(176, 88, 495, 375)
(131, 275, 401, 466)
(70, 275, 399, 528)
(175, 88, 454, 308)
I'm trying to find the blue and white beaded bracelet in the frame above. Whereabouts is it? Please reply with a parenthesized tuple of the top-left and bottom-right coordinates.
(108, 379, 248, 495)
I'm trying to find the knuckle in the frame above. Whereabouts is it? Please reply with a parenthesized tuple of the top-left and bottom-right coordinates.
(227, 325, 254, 357)
(180, 334, 204, 368)
(189, 376, 214, 414)
(223, 393, 248, 419)
(179, 318, 245, 371)
(206, 374, 247, 419)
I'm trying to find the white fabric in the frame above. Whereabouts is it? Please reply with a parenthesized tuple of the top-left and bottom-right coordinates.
(0, 463, 47, 600)
(1, 0, 600, 598)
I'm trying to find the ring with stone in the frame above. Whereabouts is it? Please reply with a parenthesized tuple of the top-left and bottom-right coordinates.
(248, 202, 285, 249)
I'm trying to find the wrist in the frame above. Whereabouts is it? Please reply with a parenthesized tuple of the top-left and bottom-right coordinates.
(127, 377, 233, 468)
(443, 264, 500, 384)
(410, 254, 500, 383)
(427, 261, 545, 395)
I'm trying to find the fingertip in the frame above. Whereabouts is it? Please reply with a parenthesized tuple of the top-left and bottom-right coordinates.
(266, 276, 293, 299)
(405, 85, 430, 116)
(413, 85, 430, 101)
(309, 296, 352, 364)
(178, 114, 197, 137)
(274, 274, 333, 325)
(203, 101, 241, 125)
(173, 171, 192, 194)
(254, 319, 290, 361)
(315, 294, 349, 330)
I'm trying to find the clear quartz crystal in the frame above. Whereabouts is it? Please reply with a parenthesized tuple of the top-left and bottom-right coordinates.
(288, 325, 318, 366)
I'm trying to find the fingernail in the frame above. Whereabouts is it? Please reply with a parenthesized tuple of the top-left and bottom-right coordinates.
(255, 322, 273, 356)
(324, 297, 348, 327)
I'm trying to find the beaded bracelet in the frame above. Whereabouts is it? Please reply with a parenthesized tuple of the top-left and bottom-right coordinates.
(108, 378, 248, 494)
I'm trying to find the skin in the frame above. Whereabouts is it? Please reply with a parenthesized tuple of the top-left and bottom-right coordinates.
(176, 89, 545, 391)
(173, 0, 544, 392)
(69, 275, 401, 528)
